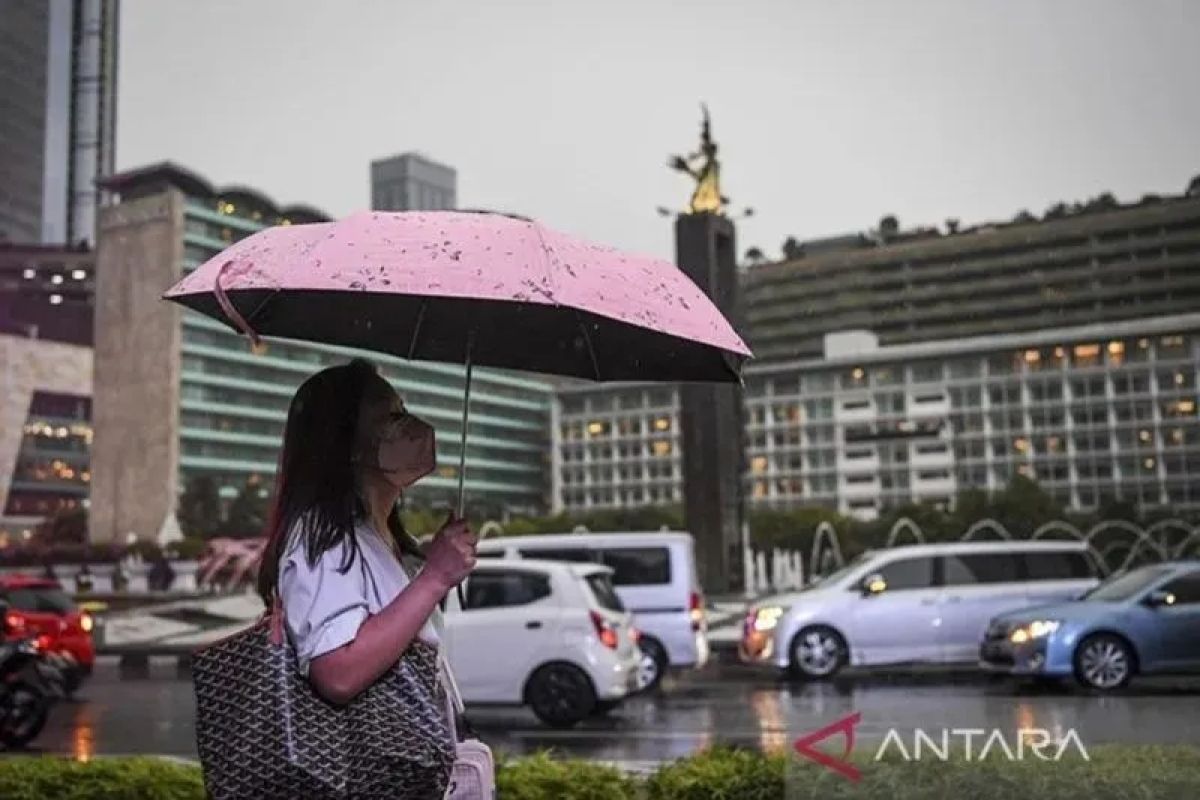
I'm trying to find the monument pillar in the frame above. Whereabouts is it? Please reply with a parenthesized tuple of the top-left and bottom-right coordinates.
(675, 213, 745, 595)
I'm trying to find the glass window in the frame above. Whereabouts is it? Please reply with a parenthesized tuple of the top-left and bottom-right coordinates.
(518, 547, 597, 563)
(3, 587, 75, 614)
(875, 557, 935, 591)
(1024, 551, 1097, 581)
(585, 573, 625, 611)
(1159, 572, 1200, 605)
(1084, 566, 1174, 602)
(599, 547, 671, 586)
(911, 363, 944, 383)
(463, 570, 553, 610)
(941, 553, 1022, 585)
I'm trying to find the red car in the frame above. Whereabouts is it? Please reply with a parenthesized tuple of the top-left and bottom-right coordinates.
(0, 575, 95, 693)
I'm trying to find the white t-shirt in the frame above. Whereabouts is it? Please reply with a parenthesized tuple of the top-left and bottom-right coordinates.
(278, 518, 441, 677)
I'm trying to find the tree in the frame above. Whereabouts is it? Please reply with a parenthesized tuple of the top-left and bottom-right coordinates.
(878, 215, 900, 239)
(988, 475, 1064, 537)
(1011, 210, 1036, 225)
(1187, 174, 1200, 197)
(781, 237, 803, 260)
(743, 246, 766, 266)
(178, 476, 222, 539)
(1044, 202, 1070, 220)
(219, 477, 270, 539)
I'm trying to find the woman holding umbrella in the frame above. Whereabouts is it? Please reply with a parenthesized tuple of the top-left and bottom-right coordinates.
(253, 358, 477, 796)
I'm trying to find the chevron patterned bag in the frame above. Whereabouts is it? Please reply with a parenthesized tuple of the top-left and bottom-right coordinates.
(192, 605, 455, 799)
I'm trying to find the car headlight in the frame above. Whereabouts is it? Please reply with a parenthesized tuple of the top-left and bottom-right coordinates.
(1009, 620, 1060, 644)
(751, 606, 786, 632)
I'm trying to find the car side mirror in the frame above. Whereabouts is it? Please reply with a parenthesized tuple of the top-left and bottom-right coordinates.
(861, 574, 887, 597)
(1143, 590, 1175, 608)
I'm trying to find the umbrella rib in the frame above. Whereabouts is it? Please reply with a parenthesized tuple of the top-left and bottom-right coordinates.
(407, 299, 428, 359)
(573, 310, 603, 381)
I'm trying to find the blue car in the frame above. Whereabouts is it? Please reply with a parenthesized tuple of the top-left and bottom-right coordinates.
(981, 561, 1200, 691)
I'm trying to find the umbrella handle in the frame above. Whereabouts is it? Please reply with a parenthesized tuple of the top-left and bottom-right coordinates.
(213, 260, 263, 350)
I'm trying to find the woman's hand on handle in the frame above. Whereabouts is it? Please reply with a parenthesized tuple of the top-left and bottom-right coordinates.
(423, 512, 477, 591)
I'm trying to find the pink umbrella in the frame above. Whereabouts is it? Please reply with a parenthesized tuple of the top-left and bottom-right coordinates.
(164, 210, 750, 511)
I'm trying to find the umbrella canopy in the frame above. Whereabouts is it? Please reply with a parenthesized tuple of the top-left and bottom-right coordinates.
(164, 210, 750, 383)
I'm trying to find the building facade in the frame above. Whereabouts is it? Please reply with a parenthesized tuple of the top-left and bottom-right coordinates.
(91, 163, 549, 544)
(0, 0, 119, 246)
(744, 186, 1200, 362)
(0, 244, 96, 540)
(553, 319, 1200, 520)
(370, 153, 456, 212)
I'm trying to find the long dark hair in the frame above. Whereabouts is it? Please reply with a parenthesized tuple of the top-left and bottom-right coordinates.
(256, 359, 422, 606)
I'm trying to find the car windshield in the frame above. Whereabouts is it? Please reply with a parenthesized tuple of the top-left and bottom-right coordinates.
(1082, 566, 1174, 602)
(5, 586, 75, 614)
(808, 552, 873, 589)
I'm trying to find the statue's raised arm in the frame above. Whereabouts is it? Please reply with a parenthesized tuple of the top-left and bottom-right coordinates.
(667, 103, 726, 214)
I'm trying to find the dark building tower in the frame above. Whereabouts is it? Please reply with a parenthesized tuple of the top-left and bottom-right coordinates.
(370, 153, 457, 212)
(0, 0, 119, 246)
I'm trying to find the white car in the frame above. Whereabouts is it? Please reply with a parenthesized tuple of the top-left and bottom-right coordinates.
(442, 558, 642, 727)
(741, 541, 1102, 678)
(477, 531, 709, 690)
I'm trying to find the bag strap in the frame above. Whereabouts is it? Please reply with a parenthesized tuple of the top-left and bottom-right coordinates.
(268, 594, 285, 646)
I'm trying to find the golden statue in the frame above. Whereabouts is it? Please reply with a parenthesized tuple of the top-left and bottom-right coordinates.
(669, 104, 728, 215)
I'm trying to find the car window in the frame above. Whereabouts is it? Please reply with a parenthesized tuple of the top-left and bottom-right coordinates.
(942, 553, 1023, 585)
(1159, 572, 1200, 605)
(517, 547, 598, 564)
(585, 573, 625, 612)
(475, 550, 504, 558)
(4, 587, 73, 614)
(598, 547, 672, 586)
(875, 557, 935, 591)
(1024, 551, 1097, 581)
(1084, 566, 1174, 602)
(463, 570, 551, 610)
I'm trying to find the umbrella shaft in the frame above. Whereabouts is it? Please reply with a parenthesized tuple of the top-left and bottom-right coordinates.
(456, 336, 475, 518)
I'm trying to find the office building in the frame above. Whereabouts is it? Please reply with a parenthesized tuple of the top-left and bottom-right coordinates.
(1, 244, 96, 539)
(555, 320, 1200, 520)
(0, 0, 119, 246)
(90, 163, 550, 544)
(553, 180, 1200, 520)
(744, 182, 1200, 362)
(371, 153, 456, 212)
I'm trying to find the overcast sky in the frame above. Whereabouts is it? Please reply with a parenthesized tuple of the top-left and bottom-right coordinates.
(117, 0, 1199, 260)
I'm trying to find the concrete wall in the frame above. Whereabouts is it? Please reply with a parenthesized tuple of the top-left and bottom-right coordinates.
(0, 335, 92, 519)
(90, 190, 185, 544)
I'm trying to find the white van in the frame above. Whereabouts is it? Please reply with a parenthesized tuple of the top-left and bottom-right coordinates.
(477, 532, 707, 689)
(740, 540, 1102, 678)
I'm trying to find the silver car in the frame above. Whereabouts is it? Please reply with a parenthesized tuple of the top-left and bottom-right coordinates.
(740, 541, 1102, 678)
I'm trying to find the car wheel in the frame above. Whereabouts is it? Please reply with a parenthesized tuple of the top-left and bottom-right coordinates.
(636, 637, 669, 692)
(789, 625, 848, 680)
(526, 663, 596, 728)
(1074, 633, 1135, 692)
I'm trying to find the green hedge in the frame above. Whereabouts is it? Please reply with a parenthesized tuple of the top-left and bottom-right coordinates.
(2, 746, 1199, 800)
(0, 757, 203, 800)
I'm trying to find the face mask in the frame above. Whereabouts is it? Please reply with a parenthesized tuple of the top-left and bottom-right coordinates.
(367, 411, 436, 489)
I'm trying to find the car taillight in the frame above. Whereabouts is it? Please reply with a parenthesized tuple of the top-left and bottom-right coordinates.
(629, 627, 641, 644)
(589, 611, 619, 650)
(5, 613, 24, 633)
(689, 591, 705, 632)
(35, 635, 52, 651)
(79, 613, 94, 633)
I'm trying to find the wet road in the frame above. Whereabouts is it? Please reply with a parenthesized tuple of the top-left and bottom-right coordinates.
(28, 656, 1200, 763)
